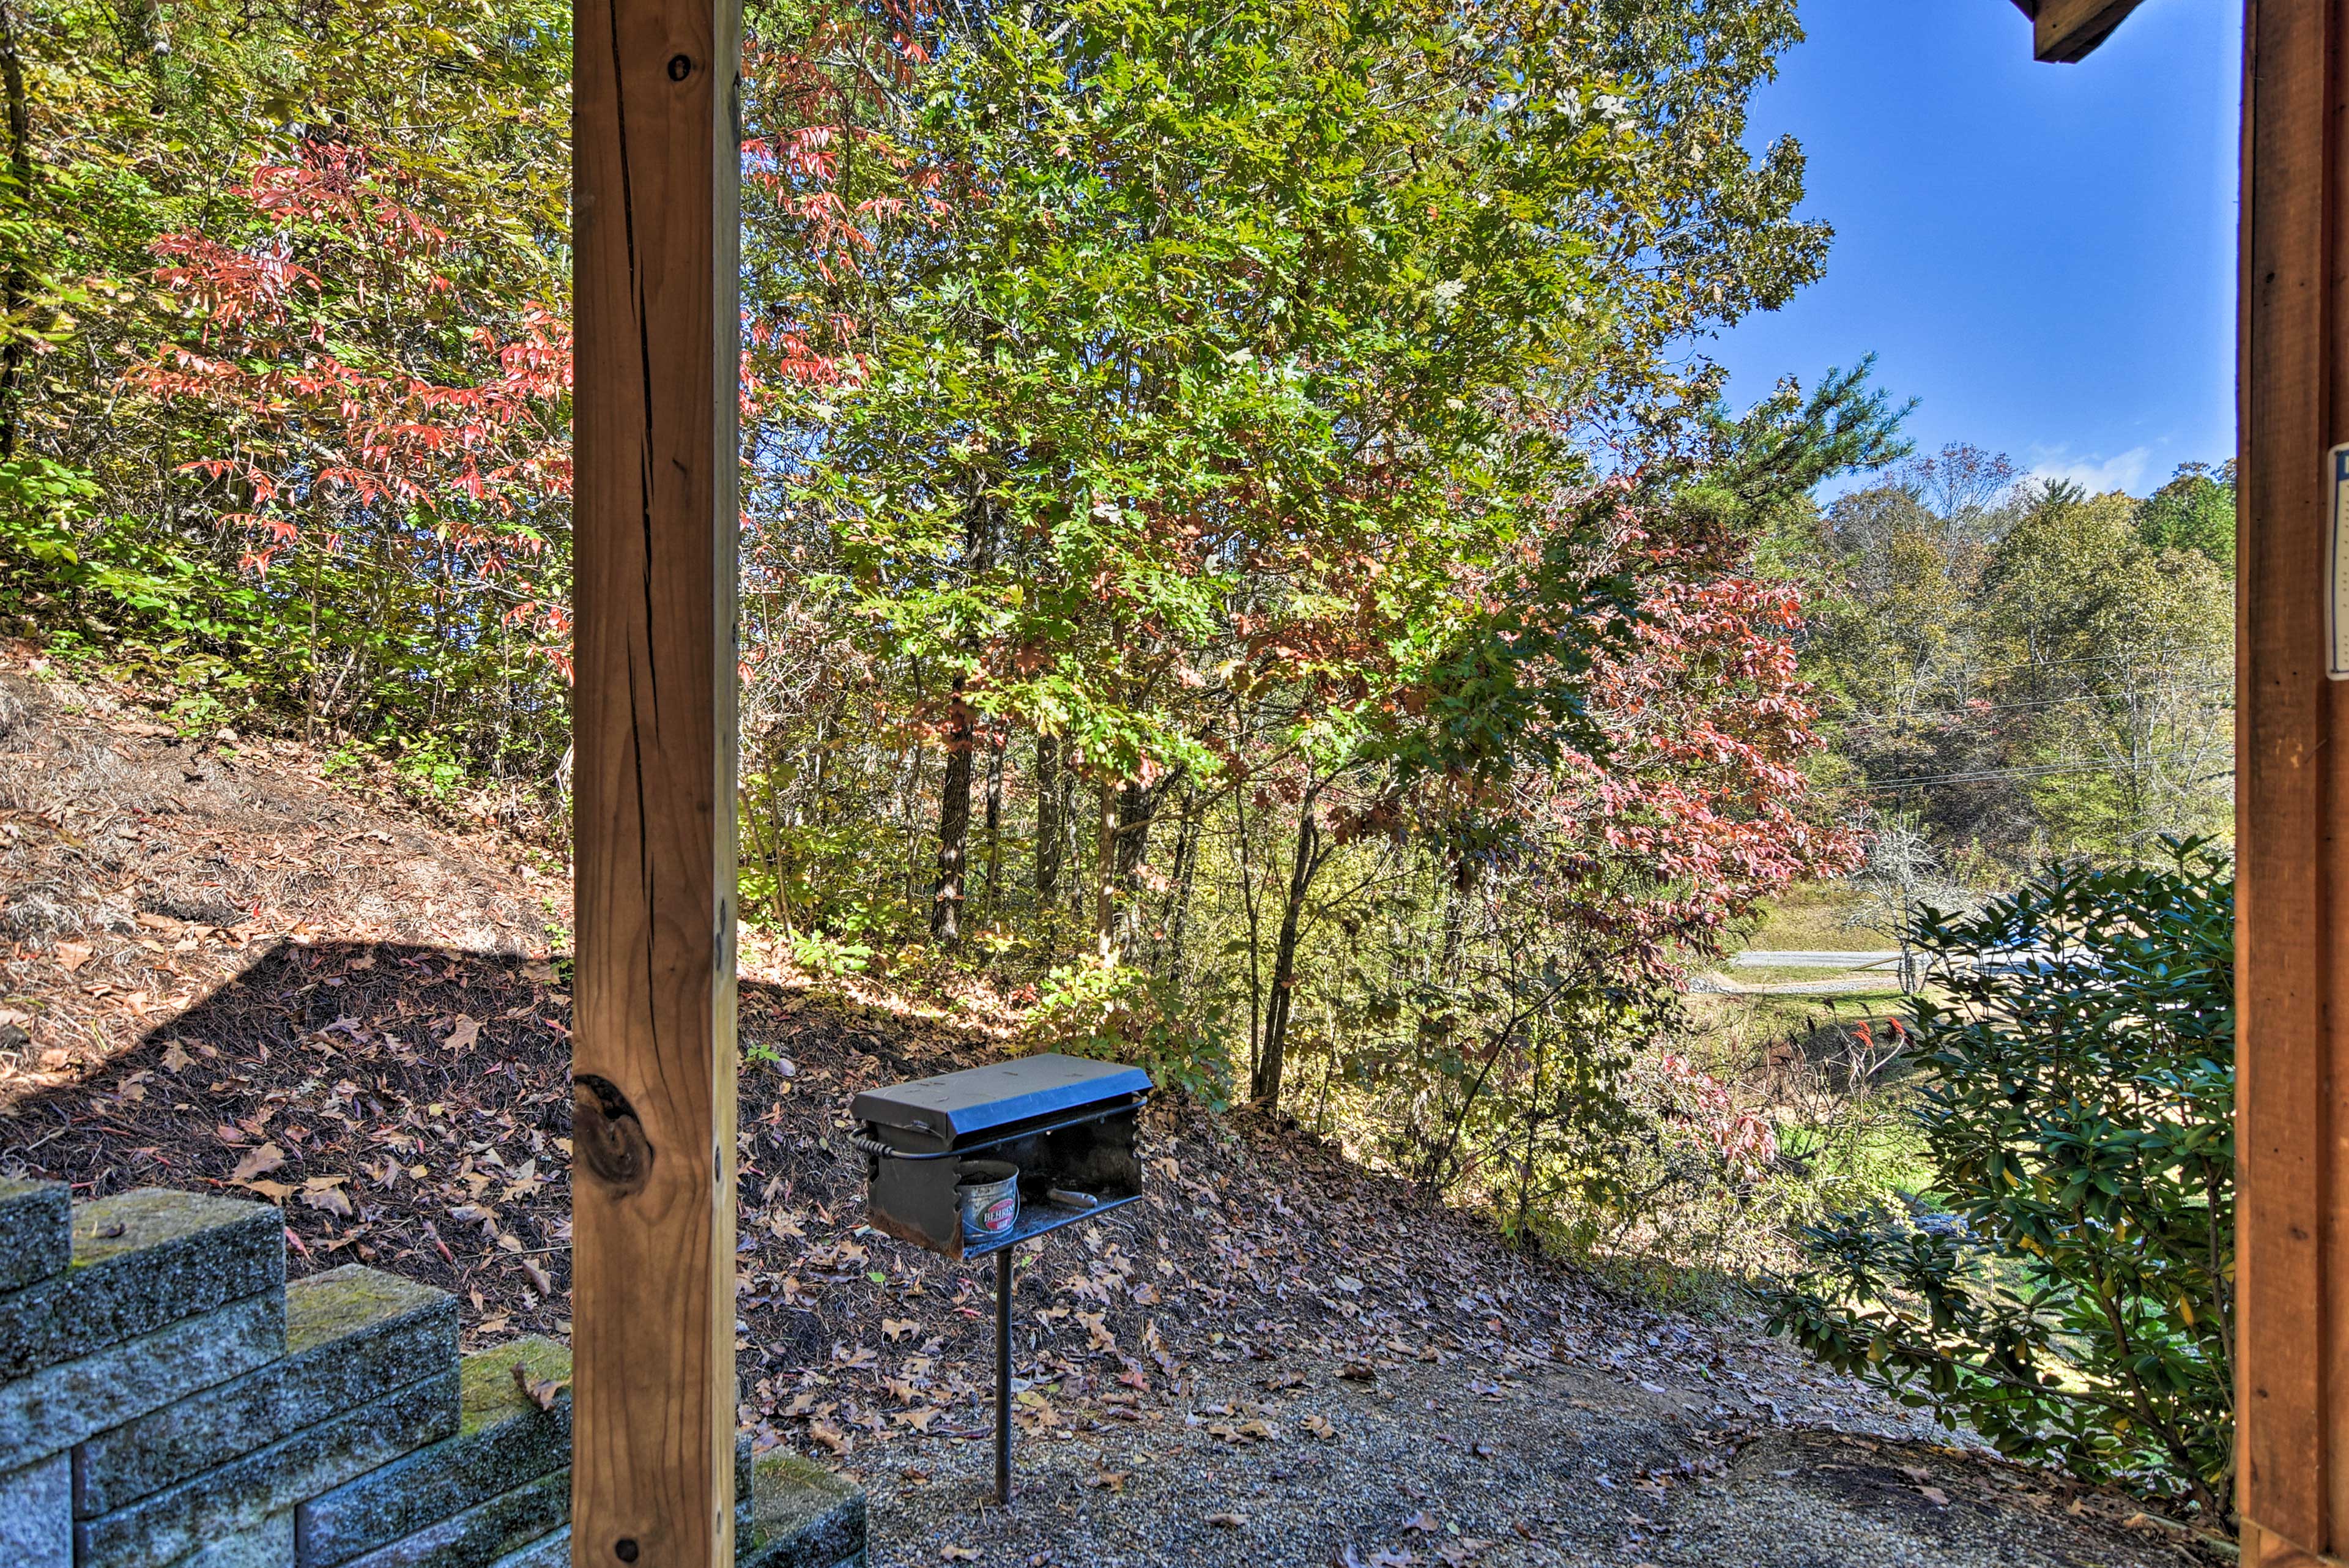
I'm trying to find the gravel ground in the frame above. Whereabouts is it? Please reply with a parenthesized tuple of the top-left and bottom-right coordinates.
(850, 1291, 2219, 1568)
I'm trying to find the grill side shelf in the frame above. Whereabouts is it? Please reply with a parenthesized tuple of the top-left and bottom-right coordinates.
(957, 1191, 1143, 1260)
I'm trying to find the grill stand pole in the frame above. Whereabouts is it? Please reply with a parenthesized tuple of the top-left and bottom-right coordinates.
(995, 1244, 1014, 1504)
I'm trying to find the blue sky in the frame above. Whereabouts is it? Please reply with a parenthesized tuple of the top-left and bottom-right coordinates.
(1707, 0, 2240, 497)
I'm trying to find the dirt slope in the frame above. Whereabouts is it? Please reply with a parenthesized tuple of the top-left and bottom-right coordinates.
(0, 653, 2219, 1567)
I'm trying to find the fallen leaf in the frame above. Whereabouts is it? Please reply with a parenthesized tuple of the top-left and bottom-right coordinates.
(940, 1548, 978, 1562)
(238, 1179, 296, 1202)
(1917, 1485, 1950, 1507)
(160, 1041, 192, 1072)
(442, 1016, 483, 1052)
(1402, 1510, 1441, 1534)
(1304, 1413, 1338, 1441)
(299, 1186, 352, 1217)
(1206, 1512, 1247, 1530)
(881, 1317, 919, 1343)
(520, 1256, 554, 1295)
(809, 1421, 852, 1456)
(54, 941, 91, 973)
(231, 1142, 288, 1183)
(1087, 1470, 1131, 1492)
(511, 1362, 570, 1411)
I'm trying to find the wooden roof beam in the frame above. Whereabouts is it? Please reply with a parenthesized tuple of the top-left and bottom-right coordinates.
(2008, 0, 2151, 62)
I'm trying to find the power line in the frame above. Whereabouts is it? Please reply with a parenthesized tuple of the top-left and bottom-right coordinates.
(1862, 756, 2232, 791)
(1860, 649, 2225, 679)
(1851, 682, 2233, 724)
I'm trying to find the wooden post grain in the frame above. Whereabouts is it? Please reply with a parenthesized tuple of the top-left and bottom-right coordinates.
(571, 0, 741, 1561)
(2239, 1, 2348, 1559)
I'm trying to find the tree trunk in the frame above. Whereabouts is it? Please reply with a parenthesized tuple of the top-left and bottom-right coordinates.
(981, 727, 1003, 918)
(902, 739, 927, 921)
(1252, 793, 1323, 1109)
(1091, 781, 1118, 957)
(930, 475, 995, 949)
(1034, 732, 1061, 905)
(1112, 778, 1159, 953)
(1061, 764, 1083, 921)
(0, 0, 26, 463)
(932, 680, 974, 949)
(1234, 772, 1264, 1081)
(1162, 787, 1201, 978)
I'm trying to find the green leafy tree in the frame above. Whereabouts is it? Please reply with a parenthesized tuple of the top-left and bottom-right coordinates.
(2136, 461, 2235, 567)
(1984, 485, 2233, 856)
(804, 0, 1833, 1060)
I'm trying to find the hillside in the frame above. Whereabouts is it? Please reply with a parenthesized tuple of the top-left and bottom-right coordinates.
(0, 650, 2217, 1568)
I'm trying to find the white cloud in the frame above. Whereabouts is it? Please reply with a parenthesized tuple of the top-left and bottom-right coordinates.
(2026, 445, 2153, 496)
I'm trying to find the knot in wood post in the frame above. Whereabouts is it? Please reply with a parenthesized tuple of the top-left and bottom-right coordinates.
(571, 1074, 654, 1197)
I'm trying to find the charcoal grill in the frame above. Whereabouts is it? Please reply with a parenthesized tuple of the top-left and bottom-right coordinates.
(849, 1052, 1150, 1503)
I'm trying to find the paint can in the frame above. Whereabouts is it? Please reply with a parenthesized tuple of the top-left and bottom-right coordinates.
(956, 1159, 1020, 1243)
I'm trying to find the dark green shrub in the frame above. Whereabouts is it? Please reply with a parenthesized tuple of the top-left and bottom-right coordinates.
(1767, 841, 2233, 1517)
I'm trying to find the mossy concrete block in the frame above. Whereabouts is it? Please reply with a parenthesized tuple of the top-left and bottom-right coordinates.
(0, 1178, 70, 1291)
(295, 1337, 568, 1568)
(76, 1369, 458, 1568)
(736, 1450, 865, 1568)
(0, 1451, 70, 1568)
(175, 1510, 294, 1568)
(483, 1526, 566, 1568)
(0, 1291, 282, 1471)
(328, 1469, 566, 1568)
(0, 1189, 283, 1381)
(76, 1266, 455, 1515)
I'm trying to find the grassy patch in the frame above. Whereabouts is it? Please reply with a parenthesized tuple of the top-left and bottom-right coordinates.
(1742, 881, 1879, 951)
(1724, 963, 1901, 987)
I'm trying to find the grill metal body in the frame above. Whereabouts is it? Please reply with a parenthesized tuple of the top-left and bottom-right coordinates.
(850, 1052, 1151, 1503)
(851, 1053, 1149, 1260)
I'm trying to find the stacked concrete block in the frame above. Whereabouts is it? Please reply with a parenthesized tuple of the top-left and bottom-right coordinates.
(2, 1186, 289, 1568)
(0, 1180, 866, 1568)
(738, 1451, 865, 1568)
(297, 1337, 574, 1568)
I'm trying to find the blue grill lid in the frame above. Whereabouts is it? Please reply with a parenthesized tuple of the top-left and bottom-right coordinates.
(850, 1053, 1151, 1142)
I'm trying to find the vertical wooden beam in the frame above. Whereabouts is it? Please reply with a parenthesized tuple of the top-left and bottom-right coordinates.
(2240, 0, 2345, 1559)
(571, 0, 740, 1560)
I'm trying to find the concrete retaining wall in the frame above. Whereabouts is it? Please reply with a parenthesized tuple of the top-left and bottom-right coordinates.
(0, 1180, 862, 1568)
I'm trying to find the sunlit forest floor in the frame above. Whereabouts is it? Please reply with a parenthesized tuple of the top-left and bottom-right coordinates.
(0, 651, 2220, 1565)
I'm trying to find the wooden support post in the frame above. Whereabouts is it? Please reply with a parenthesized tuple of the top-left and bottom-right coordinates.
(2240, 1, 2349, 1561)
(570, 0, 741, 1561)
